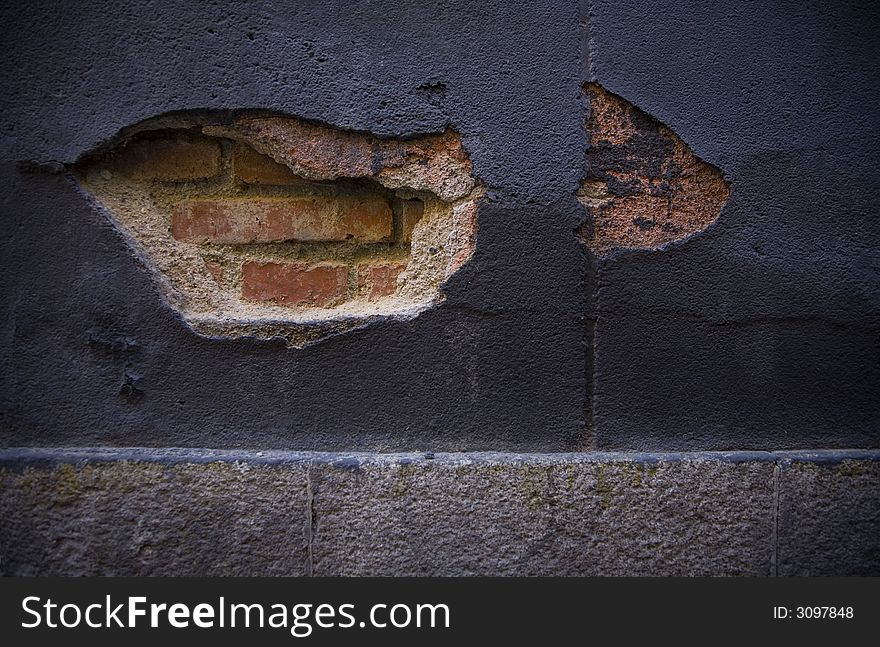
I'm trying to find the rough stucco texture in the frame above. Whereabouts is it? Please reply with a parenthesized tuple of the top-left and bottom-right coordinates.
(777, 460, 880, 576)
(587, 1, 880, 450)
(0, 1, 878, 452)
(0, 458, 311, 576)
(5, 450, 878, 577)
(0, 452, 780, 576)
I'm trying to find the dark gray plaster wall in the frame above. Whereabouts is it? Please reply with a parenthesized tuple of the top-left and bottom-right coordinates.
(588, 0, 880, 449)
(1, 1, 878, 451)
(0, 1, 589, 451)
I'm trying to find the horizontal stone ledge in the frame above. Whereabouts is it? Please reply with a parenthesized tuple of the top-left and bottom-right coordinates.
(3, 447, 877, 576)
(1, 446, 878, 467)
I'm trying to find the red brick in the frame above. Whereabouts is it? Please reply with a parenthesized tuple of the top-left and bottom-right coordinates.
(357, 262, 406, 300)
(241, 262, 348, 307)
(171, 196, 392, 244)
(116, 134, 221, 181)
(233, 143, 302, 185)
(401, 199, 424, 242)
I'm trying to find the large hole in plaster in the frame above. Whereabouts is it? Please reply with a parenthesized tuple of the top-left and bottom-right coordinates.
(74, 114, 482, 347)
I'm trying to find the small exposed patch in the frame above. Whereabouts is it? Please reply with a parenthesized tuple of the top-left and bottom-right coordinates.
(577, 83, 730, 254)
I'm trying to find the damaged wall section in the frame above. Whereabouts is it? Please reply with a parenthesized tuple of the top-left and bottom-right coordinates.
(75, 116, 482, 347)
(578, 83, 730, 254)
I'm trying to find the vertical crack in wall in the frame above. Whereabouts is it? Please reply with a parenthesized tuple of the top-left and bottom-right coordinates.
(771, 461, 781, 576)
(580, 0, 597, 82)
(579, 5, 597, 448)
(583, 253, 598, 450)
(579, 82, 730, 444)
(305, 467, 315, 577)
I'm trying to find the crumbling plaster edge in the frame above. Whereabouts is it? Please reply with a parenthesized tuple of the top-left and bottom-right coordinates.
(61, 111, 484, 349)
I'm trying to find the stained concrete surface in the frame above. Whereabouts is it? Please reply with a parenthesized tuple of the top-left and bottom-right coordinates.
(777, 458, 880, 576)
(2, 449, 877, 576)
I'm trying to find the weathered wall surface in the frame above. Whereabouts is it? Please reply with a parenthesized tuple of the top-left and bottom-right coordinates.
(2, 449, 877, 576)
(1, 1, 588, 451)
(1, 1, 878, 575)
(2, 1, 878, 451)
(586, 1, 880, 449)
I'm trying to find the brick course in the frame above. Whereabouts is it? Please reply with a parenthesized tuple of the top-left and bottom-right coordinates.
(116, 135, 221, 181)
(241, 262, 348, 307)
(79, 123, 456, 315)
(171, 196, 392, 244)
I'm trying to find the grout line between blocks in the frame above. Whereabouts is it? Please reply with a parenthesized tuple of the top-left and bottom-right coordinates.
(305, 468, 315, 577)
(770, 461, 780, 576)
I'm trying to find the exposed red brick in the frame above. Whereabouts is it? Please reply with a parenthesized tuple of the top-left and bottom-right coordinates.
(232, 142, 302, 185)
(401, 199, 424, 243)
(77, 117, 478, 330)
(203, 260, 224, 283)
(115, 133, 221, 181)
(171, 196, 392, 244)
(577, 83, 729, 253)
(357, 262, 406, 300)
(241, 262, 348, 307)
